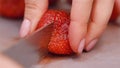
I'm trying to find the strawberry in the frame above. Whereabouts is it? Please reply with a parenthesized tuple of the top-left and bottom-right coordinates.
(0, 0, 25, 19)
(110, 1, 119, 21)
(37, 10, 74, 55)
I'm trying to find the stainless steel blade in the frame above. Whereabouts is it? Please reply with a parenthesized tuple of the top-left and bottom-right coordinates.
(27, 23, 53, 49)
(3, 23, 53, 68)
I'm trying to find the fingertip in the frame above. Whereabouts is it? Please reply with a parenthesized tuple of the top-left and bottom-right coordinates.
(20, 19, 31, 38)
(69, 37, 85, 54)
(77, 39, 85, 54)
(85, 39, 98, 51)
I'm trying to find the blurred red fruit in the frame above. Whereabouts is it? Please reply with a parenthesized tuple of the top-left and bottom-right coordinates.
(110, 1, 119, 21)
(0, 0, 25, 19)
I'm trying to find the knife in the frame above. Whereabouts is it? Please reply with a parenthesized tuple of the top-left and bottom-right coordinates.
(3, 23, 53, 68)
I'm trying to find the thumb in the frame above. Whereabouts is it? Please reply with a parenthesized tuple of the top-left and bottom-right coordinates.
(20, 0, 48, 38)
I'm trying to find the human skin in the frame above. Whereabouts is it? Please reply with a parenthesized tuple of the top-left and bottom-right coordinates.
(0, 53, 23, 68)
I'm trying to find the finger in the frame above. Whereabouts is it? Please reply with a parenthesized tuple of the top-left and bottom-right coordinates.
(0, 53, 23, 68)
(85, 0, 114, 51)
(69, 0, 93, 54)
(20, 0, 48, 38)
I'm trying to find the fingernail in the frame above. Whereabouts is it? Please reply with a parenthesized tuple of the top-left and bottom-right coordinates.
(78, 39, 85, 54)
(86, 39, 98, 51)
(20, 19, 31, 38)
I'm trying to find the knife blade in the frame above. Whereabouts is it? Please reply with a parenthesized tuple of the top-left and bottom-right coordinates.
(3, 23, 53, 68)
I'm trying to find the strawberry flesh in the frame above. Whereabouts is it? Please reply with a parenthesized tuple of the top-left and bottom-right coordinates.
(37, 10, 73, 55)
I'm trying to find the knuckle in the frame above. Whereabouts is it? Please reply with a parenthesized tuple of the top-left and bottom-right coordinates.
(25, 0, 41, 9)
(71, 18, 88, 26)
(91, 21, 107, 28)
(70, 20, 88, 29)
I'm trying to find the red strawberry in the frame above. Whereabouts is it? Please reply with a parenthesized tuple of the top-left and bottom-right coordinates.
(37, 10, 73, 55)
(0, 0, 25, 19)
(110, 1, 119, 21)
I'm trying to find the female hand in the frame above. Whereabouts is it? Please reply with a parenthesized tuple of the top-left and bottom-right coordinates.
(69, 0, 115, 54)
(20, 0, 116, 54)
